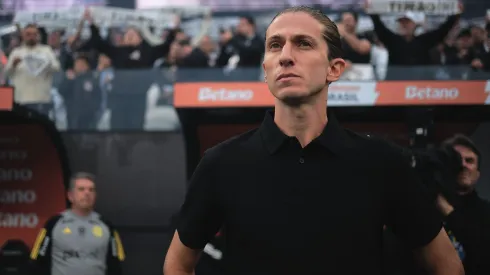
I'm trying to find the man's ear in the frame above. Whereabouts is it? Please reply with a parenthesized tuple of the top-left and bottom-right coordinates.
(326, 58, 346, 83)
(262, 63, 267, 80)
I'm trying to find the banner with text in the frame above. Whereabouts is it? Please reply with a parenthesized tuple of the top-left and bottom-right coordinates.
(0, 125, 66, 248)
(174, 80, 490, 107)
(13, 6, 209, 30)
(366, 0, 460, 15)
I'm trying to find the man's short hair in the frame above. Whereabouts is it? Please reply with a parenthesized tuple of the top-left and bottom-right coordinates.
(342, 11, 359, 22)
(270, 6, 343, 60)
(442, 134, 481, 169)
(74, 55, 90, 65)
(69, 172, 96, 191)
(24, 23, 38, 30)
(241, 15, 256, 27)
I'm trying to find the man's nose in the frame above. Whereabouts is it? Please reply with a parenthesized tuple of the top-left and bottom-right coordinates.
(279, 43, 295, 67)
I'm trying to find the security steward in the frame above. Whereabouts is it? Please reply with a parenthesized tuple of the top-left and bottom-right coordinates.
(437, 134, 490, 275)
(30, 172, 125, 275)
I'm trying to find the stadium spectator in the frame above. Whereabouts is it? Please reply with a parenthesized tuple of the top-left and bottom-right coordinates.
(30, 172, 125, 275)
(454, 28, 477, 65)
(216, 15, 264, 68)
(179, 35, 216, 68)
(58, 55, 102, 129)
(337, 11, 372, 67)
(470, 23, 490, 71)
(83, 9, 177, 129)
(4, 23, 60, 116)
(96, 54, 114, 122)
(368, 8, 460, 66)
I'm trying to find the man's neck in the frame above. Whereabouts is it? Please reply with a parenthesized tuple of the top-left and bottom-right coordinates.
(274, 92, 328, 148)
(70, 208, 92, 217)
(403, 34, 414, 41)
(24, 43, 37, 48)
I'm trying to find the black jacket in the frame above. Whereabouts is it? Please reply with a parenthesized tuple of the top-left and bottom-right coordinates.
(444, 191, 490, 275)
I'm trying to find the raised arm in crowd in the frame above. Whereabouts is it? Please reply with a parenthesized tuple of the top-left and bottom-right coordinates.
(82, 9, 177, 69)
(368, 2, 461, 65)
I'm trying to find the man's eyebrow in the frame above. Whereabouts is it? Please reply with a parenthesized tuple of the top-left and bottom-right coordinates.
(266, 34, 283, 41)
(266, 34, 316, 41)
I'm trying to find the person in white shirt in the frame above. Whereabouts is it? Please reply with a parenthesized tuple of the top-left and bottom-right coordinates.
(4, 24, 61, 116)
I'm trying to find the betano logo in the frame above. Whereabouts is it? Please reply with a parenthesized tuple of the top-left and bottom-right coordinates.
(405, 86, 459, 100)
(198, 87, 254, 102)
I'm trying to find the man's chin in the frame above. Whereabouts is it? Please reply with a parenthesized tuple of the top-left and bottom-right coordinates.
(456, 182, 475, 194)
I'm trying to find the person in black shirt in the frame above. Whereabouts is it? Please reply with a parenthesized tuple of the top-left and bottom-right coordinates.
(470, 25, 490, 71)
(59, 55, 102, 130)
(179, 36, 215, 68)
(337, 11, 372, 66)
(369, 8, 460, 67)
(216, 15, 264, 68)
(82, 9, 176, 130)
(164, 6, 463, 275)
(436, 134, 490, 275)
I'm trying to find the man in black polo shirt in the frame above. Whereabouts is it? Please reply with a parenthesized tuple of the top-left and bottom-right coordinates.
(164, 6, 463, 275)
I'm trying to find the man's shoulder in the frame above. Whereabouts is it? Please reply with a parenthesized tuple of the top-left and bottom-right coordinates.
(44, 213, 63, 230)
(203, 127, 260, 160)
(345, 129, 409, 162)
(95, 213, 116, 231)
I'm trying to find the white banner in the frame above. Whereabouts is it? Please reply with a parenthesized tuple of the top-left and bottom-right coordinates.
(340, 64, 375, 81)
(89, 7, 171, 29)
(13, 7, 84, 29)
(12, 7, 190, 30)
(0, 25, 18, 36)
(366, 0, 459, 15)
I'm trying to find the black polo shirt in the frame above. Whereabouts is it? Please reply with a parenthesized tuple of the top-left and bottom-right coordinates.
(177, 110, 442, 275)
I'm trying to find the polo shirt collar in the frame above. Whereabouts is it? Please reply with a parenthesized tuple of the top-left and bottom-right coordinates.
(259, 109, 354, 156)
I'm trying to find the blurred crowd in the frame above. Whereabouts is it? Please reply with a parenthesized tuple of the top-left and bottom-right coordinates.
(0, 4, 489, 129)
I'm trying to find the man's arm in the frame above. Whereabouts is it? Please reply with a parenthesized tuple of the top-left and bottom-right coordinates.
(4, 48, 21, 76)
(105, 226, 125, 275)
(46, 47, 61, 72)
(415, 229, 464, 275)
(164, 231, 201, 275)
(163, 148, 224, 275)
(30, 215, 61, 275)
(337, 24, 371, 55)
(383, 142, 463, 275)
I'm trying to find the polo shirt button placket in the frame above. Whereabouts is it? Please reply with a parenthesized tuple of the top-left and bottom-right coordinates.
(299, 157, 305, 164)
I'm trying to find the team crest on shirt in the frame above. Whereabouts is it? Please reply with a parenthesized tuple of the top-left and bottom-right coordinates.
(92, 225, 103, 237)
(62, 227, 72, 234)
(129, 50, 140, 60)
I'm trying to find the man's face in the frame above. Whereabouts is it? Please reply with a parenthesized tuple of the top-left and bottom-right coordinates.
(123, 28, 142, 46)
(98, 54, 111, 69)
(23, 27, 38, 46)
(74, 59, 90, 74)
(49, 32, 61, 48)
(175, 31, 188, 42)
(263, 12, 343, 102)
(168, 42, 181, 60)
(68, 178, 96, 211)
(200, 35, 216, 54)
(456, 35, 473, 50)
(471, 26, 485, 43)
(454, 145, 480, 192)
(341, 12, 357, 33)
(237, 18, 251, 36)
(398, 18, 416, 36)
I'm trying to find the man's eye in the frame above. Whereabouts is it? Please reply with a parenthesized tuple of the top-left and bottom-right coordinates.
(269, 42, 280, 49)
(298, 40, 311, 47)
